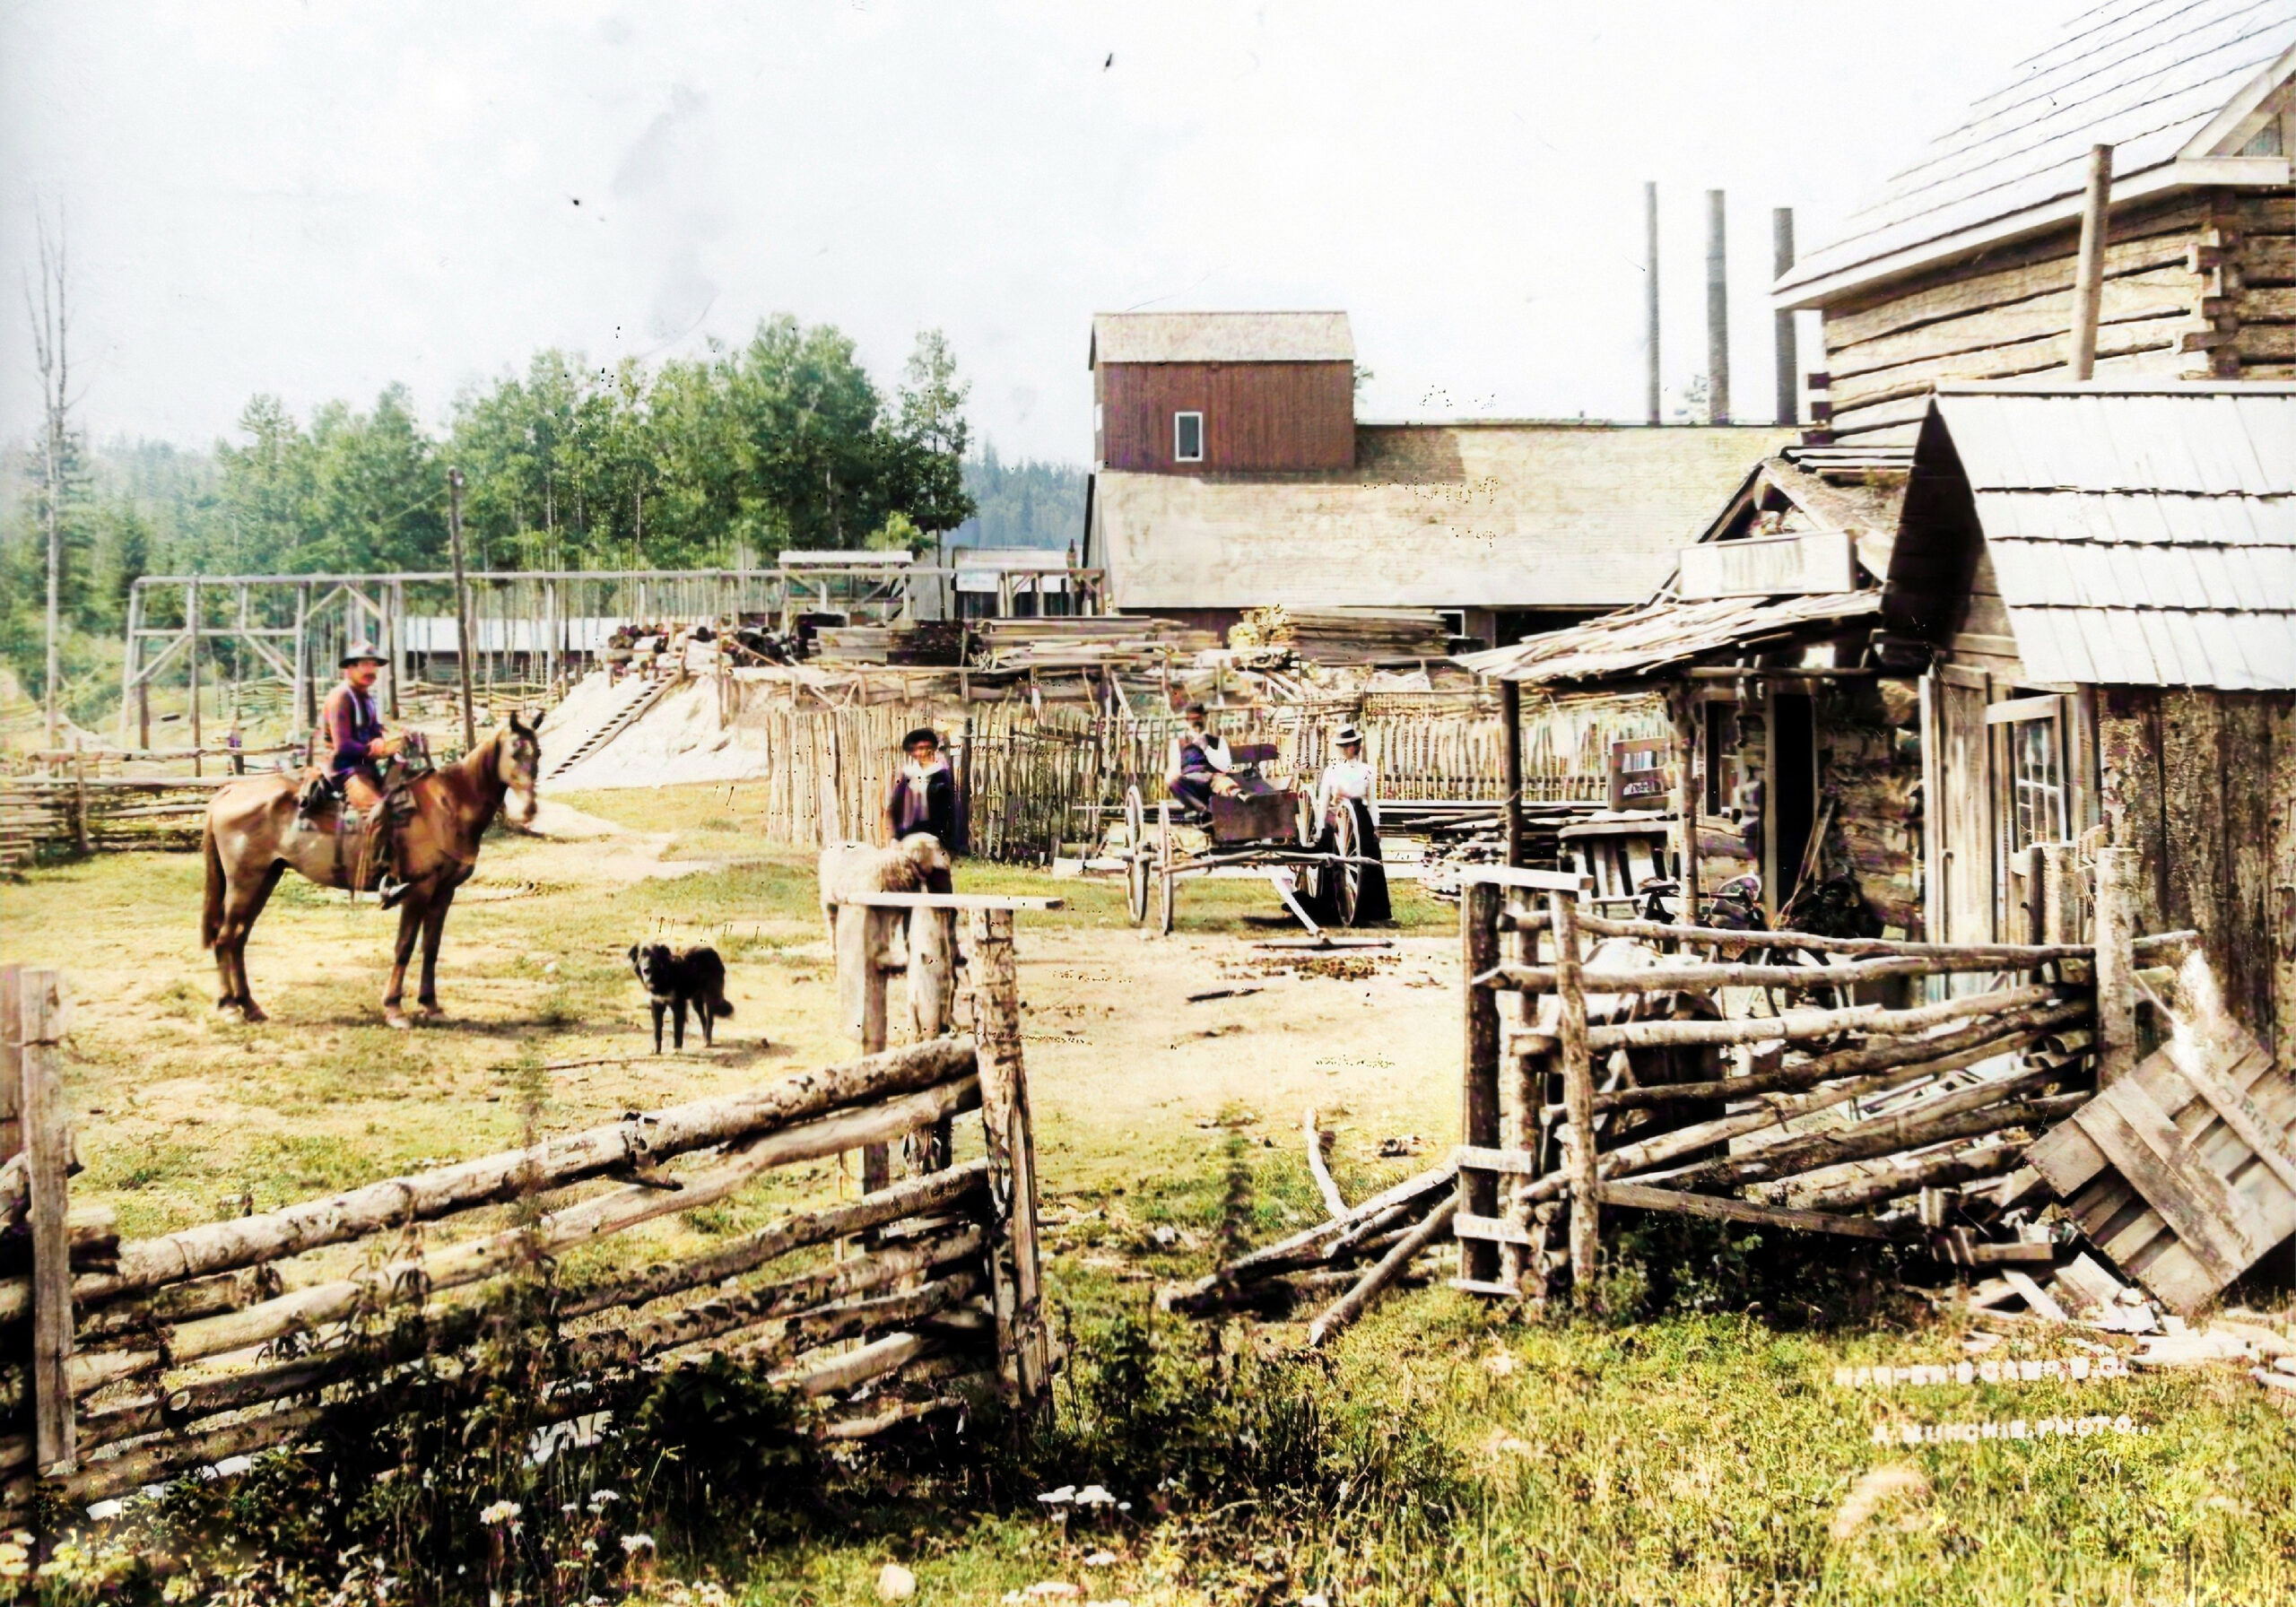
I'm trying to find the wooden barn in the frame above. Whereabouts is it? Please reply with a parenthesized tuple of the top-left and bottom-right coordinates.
(1459, 380, 2296, 1064)
(1774, 0, 2296, 446)
(1080, 310, 1795, 647)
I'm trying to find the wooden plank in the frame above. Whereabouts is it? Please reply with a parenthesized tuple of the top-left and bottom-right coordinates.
(1454, 1212, 1539, 1247)
(838, 893, 1065, 910)
(2072, 1076, 2260, 1286)
(1831, 311, 2189, 413)
(0, 967, 18, 1168)
(1452, 1143, 1540, 1176)
(968, 908, 1051, 1419)
(2174, 1047, 2296, 1201)
(1549, 891, 1598, 1287)
(2270, 696, 2296, 1070)
(1986, 694, 2064, 725)
(19, 970, 74, 1477)
(1595, 1182, 1902, 1240)
(1458, 883, 1503, 1285)
(2002, 1268, 2069, 1323)
(1831, 269, 2196, 380)
(1824, 213, 2202, 349)
(2244, 236, 2296, 286)
(2221, 694, 2277, 1038)
(1460, 865, 1590, 894)
(2095, 847, 2140, 1085)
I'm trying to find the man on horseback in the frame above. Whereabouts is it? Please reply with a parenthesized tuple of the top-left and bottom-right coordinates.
(323, 645, 412, 908)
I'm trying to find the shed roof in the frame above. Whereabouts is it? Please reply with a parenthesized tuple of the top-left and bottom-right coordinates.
(1453, 592, 1884, 686)
(1778, 0, 2296, 308)
(1923, 381, 2296, 688)
(1090, 422, 1796, 612)
(1088, 311, 1354, 367)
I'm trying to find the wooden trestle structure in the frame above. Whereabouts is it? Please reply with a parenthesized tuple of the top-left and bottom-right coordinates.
(1451, 849, 2192, 1301)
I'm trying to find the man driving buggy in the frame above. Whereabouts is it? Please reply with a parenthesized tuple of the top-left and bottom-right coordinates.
(1165, 702, 1240, 816)
(322, 645, 413, 907)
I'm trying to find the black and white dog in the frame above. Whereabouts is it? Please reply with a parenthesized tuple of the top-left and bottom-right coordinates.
(629, 942, 735, 1052)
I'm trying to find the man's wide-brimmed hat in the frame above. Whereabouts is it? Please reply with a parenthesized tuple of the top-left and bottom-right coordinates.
(341, 643, 388, 667)
(901, 726, 940, 750)
(1334, 723, 1362, 746)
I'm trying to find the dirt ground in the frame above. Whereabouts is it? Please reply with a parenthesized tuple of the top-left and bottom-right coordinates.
(0, 781, 1459, 1247)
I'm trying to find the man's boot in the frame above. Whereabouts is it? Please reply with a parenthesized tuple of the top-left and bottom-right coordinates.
(366, 799, 410, 908)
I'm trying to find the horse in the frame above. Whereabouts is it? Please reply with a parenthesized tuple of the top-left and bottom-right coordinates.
(199, 717, 542, 1029)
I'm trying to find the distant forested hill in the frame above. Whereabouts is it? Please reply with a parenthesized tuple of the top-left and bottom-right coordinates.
(949, 446, 1085, 551)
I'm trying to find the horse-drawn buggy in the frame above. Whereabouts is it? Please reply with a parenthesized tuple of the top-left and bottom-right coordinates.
(1118, 740, 1385, 934)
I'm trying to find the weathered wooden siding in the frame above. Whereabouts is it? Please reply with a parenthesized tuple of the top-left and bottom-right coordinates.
(1095, 360, 1355, 473)
(1817, 194, 2217, 447)
(2098, 687, 2296, 1064)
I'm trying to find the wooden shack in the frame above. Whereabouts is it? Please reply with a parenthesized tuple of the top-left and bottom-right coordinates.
(1774, 1, 2296, 444)
(1460, 381, 2296, 1065)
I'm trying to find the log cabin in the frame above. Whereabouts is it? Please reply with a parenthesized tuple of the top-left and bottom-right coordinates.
(1775, 0, 2296, 444)
(1460, 382, 2296, 1067)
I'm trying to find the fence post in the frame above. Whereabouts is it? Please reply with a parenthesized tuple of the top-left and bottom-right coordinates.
(857, 908, 891, 1194)
(1547, 891, 1599, 1294)
(1458, 881, 1502, 1284)
(2095, 847, 2140, 1084)
(967, 908, 1051, 1420)
(19, 969, 74, 1477)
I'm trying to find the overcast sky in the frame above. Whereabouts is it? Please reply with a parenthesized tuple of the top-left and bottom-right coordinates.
(0, 2, 2069, 465)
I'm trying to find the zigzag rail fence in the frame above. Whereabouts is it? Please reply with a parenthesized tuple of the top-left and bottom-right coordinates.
(0, 918, 1049, 1530)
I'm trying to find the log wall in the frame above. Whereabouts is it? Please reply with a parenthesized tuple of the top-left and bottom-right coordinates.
(2097, 687, 2296, 1065)
(1813, 191, 2296, 447)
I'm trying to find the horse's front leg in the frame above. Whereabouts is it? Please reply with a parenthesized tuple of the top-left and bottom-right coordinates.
(416, 887, 456, 1014)
(383, 894, 426, 1030)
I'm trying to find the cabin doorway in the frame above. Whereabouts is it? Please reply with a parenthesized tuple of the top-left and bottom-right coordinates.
(1764, 691, 1817, 920)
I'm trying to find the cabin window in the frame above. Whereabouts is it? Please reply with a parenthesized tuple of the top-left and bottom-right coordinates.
(1174, 411, 1204, 462)
(1987, 694, 2067, 856)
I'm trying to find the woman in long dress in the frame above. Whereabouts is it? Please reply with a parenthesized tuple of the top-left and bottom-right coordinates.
(1309, 723, 1391, 924)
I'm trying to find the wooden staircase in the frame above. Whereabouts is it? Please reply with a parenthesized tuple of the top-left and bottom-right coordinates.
(544, 676, 672, 781)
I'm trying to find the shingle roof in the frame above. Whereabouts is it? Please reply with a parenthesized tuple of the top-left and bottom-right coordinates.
(1088, 311, 1354, 367)
(1779, 0, 2296, 307)
(1453, 592, 1885, 686)
(1089, 423, 1796, 612)
(1928, 382, 2296, 688)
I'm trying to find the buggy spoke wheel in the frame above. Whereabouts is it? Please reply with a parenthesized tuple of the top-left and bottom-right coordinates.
(1126, 852, 1149, 925)
(1155, 860, 1176, 935)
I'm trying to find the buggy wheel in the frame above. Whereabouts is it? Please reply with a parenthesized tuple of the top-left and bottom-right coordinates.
(1331, 802, 1365, 926)
(1124, 786, 1145, 854)
(1155, 859, 1177, 935)
(1126, 850, 1150, 925)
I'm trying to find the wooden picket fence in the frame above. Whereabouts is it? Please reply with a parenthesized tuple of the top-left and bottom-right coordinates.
(753, 691, 1666, 864)
(0, 949, 1049, 1522)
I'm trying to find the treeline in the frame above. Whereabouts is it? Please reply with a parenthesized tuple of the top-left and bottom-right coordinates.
(0, 316, 982, 717)
(951, 447, 1086, 552)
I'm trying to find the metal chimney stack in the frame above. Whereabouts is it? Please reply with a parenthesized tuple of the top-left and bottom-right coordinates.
(1774, 207, 1797, 425)
(1706, 189, 1730, 424)
(1645, 182, 1662, 425)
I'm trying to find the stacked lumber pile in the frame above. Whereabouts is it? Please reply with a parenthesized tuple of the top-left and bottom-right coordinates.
(812, 620, 970, 666)
(969, 617, 1216, 672)
(1229, 607, 1450, 663)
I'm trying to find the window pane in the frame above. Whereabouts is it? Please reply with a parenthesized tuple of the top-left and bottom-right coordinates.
(1175, 412, 1203, 460)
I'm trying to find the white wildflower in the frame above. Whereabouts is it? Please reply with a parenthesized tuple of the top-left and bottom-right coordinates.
(478, 1500, 520, 1526)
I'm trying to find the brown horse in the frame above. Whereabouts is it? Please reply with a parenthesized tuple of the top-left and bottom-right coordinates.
(199, 717, 542, 1029)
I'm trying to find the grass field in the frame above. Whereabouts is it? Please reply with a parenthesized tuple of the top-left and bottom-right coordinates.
(0, 785, 2290, 1605)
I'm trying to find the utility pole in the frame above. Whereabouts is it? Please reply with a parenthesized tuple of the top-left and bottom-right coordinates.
(27, 214, 70, 748)
(448, 468, 476, 749)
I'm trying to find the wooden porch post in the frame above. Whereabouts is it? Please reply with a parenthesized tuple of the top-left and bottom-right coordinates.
(1500, 679, 1525, 868)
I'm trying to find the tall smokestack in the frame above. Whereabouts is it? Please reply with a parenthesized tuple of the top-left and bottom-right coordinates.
(1645, 182, 1661, 425)
(1773, 206, 1797, 426)
(1706, 189, 1729, 424)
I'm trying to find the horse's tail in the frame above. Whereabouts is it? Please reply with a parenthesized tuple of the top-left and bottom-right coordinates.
(200, 816, 226, 951)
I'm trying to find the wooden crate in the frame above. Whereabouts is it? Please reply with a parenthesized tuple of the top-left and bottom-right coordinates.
(2028, 1014, 2296, 1313)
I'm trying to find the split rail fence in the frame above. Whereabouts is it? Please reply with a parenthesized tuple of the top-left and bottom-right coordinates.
(1450, 847, 2196, 1301)
(0, 946, 1049, 1524)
